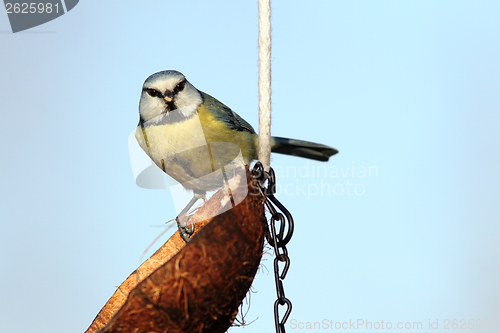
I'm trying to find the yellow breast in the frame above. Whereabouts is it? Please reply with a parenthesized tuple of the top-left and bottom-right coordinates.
(135, 103, 257, 191)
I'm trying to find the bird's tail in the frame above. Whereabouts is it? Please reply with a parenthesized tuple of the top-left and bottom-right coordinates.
(271, 136, 338, 162)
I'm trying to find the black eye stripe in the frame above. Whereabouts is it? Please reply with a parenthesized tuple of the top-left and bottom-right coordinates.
(144, 88, 162, 98)
(173, 79, 186, 94)
(143, 80, 185, 99)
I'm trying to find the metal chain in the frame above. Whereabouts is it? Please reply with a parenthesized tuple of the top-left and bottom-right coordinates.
(252, 162, 294, 333)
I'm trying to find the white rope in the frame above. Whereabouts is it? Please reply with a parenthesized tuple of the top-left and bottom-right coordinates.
(258, 0, 272, 171)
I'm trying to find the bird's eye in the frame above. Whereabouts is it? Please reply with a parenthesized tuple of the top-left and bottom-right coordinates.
(146, 88, 161, 98)
(174, 80, 186, 93)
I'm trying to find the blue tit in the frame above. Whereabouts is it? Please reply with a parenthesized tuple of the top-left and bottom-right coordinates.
(135, 70, 338, 241)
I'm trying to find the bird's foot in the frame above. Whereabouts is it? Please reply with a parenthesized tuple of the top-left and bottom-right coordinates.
(176, 214, 195, 243)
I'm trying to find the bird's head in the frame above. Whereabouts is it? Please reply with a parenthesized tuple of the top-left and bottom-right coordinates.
(139, 70, 202, 123)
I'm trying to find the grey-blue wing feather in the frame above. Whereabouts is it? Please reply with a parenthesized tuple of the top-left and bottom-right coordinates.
(200, 91, 338, 162)
(200, 91, 256, 134)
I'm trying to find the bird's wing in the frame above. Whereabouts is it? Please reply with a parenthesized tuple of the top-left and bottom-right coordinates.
(200, 91, 256, 134)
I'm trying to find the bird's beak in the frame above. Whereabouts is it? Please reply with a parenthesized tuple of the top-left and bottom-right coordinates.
(164, 90, 173, 103)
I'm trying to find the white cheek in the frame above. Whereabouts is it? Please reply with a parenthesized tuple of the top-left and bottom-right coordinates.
(140, 97, 164, 120)
(175, 88, 202, 110)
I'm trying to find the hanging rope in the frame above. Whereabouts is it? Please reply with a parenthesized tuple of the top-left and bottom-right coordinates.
(258, 0, 272, 171)
(257, 4, 294, 333)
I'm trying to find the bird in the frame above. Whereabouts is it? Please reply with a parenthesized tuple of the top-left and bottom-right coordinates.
(135, 70, 338, 241)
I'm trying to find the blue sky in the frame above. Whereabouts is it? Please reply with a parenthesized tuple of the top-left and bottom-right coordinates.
(1, 1, 499, 332)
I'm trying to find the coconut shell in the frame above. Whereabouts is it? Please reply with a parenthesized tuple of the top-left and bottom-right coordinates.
(86, 168, 266, 333)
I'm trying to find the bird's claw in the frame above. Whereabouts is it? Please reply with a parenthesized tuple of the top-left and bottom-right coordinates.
(176, 215, 195, 243)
